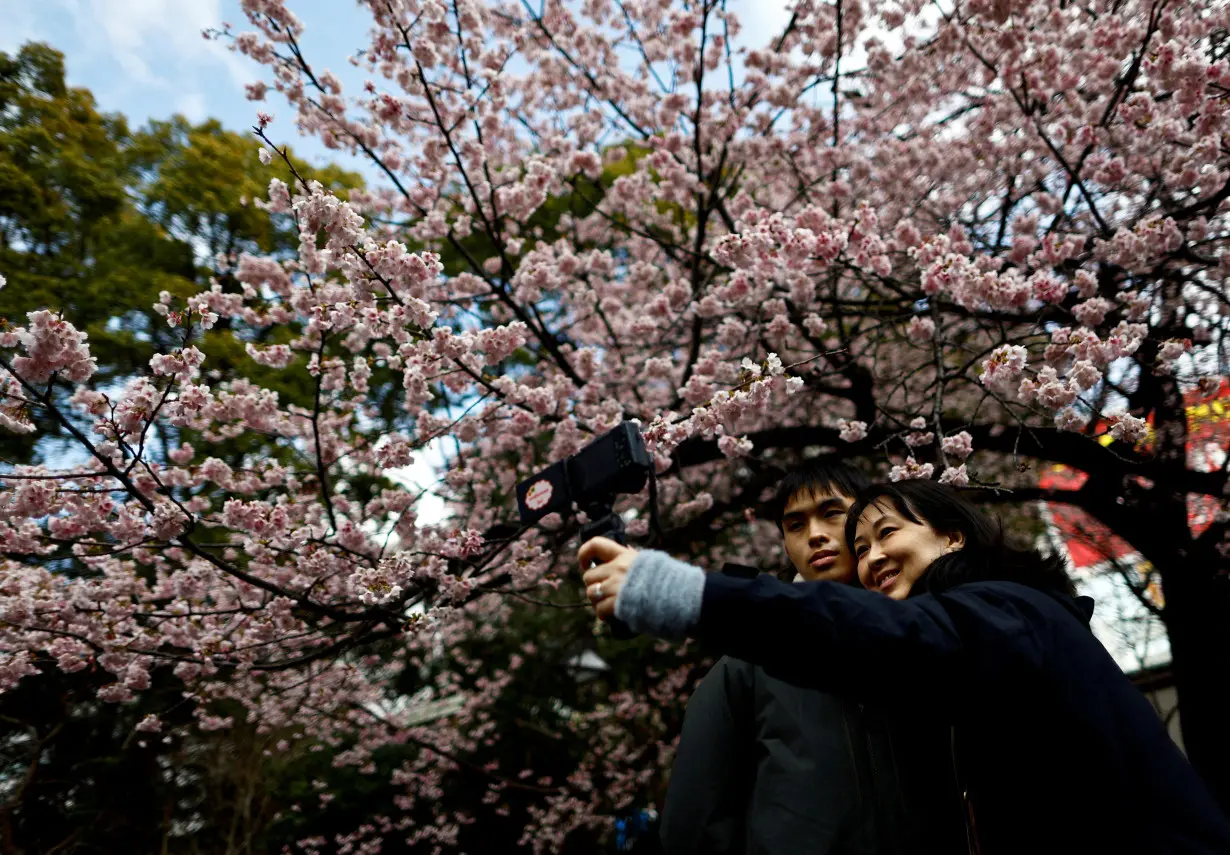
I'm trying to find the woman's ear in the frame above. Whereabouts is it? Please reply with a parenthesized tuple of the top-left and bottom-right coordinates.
(944, 530, 966, 553)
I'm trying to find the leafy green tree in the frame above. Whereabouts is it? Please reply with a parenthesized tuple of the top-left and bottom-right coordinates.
(0, 43, 187, 457)
(0, 43, 362, 467)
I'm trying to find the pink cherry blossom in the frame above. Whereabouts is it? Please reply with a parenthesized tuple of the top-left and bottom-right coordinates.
(980, 345, 1029, 393)
(3, 0, 1228, 849)
(1071, 298, 1113, 327)
(938, 464, 970, 487)
(941, 432, 974, 460)
(9, 310, 98, 384)
(889, 457, 935, 482)
(838, 420, 869, 443)
(1053, 408, 1088, 433)
(906, 316, 936, 342)
(1108, 413, 1150, 445)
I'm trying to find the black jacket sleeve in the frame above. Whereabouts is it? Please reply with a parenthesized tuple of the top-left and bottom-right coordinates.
(659, 657, 755, 855)
(697, 575, 1051, 707)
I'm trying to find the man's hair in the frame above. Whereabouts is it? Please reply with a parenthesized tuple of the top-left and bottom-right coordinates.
(769, 460, 873, 531)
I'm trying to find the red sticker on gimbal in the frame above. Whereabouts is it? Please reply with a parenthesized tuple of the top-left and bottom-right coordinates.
(525, 479, 554, 511)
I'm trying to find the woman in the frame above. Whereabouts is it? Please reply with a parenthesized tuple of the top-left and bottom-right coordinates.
(580, 480, 1230, 855)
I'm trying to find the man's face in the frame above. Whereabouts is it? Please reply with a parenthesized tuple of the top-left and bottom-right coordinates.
(780, 487, 857, 583)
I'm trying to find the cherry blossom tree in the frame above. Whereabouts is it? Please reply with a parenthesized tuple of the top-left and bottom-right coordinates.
(4, 0, 1230, 849)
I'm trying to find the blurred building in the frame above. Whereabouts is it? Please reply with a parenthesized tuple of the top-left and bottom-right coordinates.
(1036, 378, 1230, 753)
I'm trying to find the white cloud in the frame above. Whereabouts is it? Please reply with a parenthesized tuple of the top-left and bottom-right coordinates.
(91, 0, 251, 86)
(735, 0, 795, 49)
(14, 0, 252, 100)
(177, 90, 207, 121)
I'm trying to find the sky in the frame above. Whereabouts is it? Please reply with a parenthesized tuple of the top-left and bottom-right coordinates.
(1, 0, 377, 174)
(1, 0, 795, 180)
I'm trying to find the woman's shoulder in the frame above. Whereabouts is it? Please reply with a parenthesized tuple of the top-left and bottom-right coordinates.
(929, 581, 1102, 675)
(935, 580, 1093, 630)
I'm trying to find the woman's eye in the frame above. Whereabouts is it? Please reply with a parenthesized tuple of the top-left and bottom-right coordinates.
(880, 527, 896, 538)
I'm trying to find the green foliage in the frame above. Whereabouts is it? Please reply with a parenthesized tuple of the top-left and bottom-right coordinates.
(0, 43, 173, 422)
(131, 115, 358, 262)
(0, 42, 364, 467)
(0, 665, 291, 854)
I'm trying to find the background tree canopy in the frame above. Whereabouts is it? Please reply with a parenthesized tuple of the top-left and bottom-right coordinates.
(3, 0, 1230, 850)
(1, 42, 360, 463)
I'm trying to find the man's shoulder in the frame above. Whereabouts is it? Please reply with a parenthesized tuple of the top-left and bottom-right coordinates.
(690, 655, 751, 688)
(710, 654, 753, 673)
(694, 655, 755, 690)
(691, 659, 864, 740)
(725, 658, 849, 707)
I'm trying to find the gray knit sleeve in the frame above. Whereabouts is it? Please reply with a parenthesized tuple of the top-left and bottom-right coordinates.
(613, 550, 706, 639)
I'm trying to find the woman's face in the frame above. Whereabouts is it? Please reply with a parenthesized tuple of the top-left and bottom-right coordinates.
(852, 500, 964, 600)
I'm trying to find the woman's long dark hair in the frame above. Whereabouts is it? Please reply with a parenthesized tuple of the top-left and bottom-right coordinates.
(843, 479, 1076, 598)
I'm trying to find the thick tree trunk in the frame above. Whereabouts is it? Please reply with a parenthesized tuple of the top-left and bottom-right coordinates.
(1130, 320, 1230, 813)
(1102, 472, 1230, 812)
(1160, 533, 1230, 812)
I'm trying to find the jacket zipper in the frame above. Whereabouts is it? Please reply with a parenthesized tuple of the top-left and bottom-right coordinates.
(859, 703, 886, 849)
(950, 725, 983, 855)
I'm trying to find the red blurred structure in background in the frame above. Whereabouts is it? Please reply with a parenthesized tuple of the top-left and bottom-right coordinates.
(1040, 377, 1230, 579)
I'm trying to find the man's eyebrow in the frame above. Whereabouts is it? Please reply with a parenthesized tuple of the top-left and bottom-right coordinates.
(786, 497, 848, 515)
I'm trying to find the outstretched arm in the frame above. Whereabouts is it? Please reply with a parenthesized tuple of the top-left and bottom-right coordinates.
(696, 569, 968, 702)
(581, 539, 974, 704)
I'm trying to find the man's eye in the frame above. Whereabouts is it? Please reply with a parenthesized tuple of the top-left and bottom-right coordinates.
(825, 509, 845, 519)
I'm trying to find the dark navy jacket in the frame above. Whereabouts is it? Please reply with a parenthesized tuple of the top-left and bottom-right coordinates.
(659, 656, 962, 854)
(696, 576, 1230, 855)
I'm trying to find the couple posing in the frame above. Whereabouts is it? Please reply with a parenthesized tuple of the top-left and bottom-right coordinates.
(579, 462, 1230, 855)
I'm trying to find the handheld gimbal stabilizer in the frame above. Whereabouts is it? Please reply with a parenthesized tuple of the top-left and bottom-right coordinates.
(515, 421, 655, 637)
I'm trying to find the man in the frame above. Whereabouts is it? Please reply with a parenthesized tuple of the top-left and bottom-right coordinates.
(656, 461, 960, 855)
